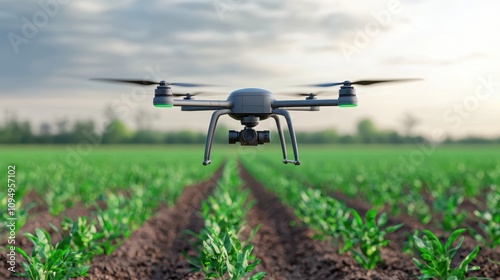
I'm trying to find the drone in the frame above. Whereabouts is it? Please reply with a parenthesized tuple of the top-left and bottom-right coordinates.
(91, 78, 421, 165)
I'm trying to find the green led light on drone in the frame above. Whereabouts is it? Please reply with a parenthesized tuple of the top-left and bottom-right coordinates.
(339, 103, 357, 108)
(154, 104, 173, 108)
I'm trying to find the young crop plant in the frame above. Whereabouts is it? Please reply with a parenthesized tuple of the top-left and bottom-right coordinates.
(15, 228, 89, 280)
(58, 216, 105, 262)
(94, 200, 130, 255)
(1, 180, 35, 233)
(295, 188, 349, 243)
(404, 192, 432, 225)
(186, 161, 264, 280)
(402, 230, 420, 256)
(0, 197, 34, 233)
(187, 226, 264, 280)
(412, 228, 483, 280)
(340, 209, 403, 269)
(474, 187, 500, 248)
(433, 192, 467, 232)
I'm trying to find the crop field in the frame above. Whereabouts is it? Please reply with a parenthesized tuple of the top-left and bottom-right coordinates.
(1, 145, 499, 279)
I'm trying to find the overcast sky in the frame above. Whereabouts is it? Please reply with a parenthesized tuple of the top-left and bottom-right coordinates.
(2, 0, 499, 139)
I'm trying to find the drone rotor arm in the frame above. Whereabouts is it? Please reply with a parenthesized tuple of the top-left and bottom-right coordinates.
(285, 107, 320, 111)
(272, 99, 339, 108)
(172, 99, 232, 108)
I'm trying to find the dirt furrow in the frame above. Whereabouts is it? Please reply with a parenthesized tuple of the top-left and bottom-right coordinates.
(240, 164, 432, 280)
(239, 165, 355, 280)
(80, 167, 223, 280)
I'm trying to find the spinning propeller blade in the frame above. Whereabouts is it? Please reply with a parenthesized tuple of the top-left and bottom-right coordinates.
(304, 78, 422, 87)
(277, 91, 333, 97)
(90, 78, 213, 87)
(171, 91, 226, 97)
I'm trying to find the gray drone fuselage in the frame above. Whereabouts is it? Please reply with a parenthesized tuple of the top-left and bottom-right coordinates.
(226, 88, 274, 121)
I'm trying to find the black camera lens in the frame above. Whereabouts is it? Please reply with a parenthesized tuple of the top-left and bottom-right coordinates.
(242, 129, 257, 143)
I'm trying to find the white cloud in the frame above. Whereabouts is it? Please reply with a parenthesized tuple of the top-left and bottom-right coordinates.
(1, 0, 500, 138)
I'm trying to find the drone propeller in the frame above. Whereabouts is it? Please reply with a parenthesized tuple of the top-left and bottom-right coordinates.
(304, 78, 422, 87)
(277, 91, 334, 99)
(90, 78, 212, 87)
(172, 92, 205, 97)
(171, 91, 226, 99)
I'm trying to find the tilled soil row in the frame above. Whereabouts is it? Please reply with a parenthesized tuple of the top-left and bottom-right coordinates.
(239, 165, 419, 280)
(81, 166, 224, 280)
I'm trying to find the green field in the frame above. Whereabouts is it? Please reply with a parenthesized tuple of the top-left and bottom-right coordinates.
(1, 144, 499, 279)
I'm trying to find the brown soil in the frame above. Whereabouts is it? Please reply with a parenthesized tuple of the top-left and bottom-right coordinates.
(2, 165, 499, 280)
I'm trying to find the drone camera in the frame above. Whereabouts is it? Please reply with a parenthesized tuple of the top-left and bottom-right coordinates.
(228, 128, 270, 146)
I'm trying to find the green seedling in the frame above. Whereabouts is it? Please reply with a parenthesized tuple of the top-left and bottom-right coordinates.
(340, 209, 403, 269)
(187, 227, 263, 280)
(412, 228, 484, 280)
(295, 188, 348, 243)
(433, 192, 466, 231)
(474, 188, 500, 248)
(58, 217, 105, 262)
(15, 228, 89, 280)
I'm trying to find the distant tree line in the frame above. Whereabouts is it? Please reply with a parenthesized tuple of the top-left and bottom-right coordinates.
(1, 110, 499, 145)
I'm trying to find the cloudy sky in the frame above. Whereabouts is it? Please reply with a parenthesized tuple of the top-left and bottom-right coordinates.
(2, 0, 499, 139)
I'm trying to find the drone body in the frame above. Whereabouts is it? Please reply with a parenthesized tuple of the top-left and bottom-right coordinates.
(92, 78, 420, 165)
(154, 83, 358, 165)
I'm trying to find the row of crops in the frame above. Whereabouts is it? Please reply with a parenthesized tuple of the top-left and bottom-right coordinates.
(245, 146, 499, 237)
(241, 145, 500, 278)
(1, 146, 225, 279)
(186, 161, 264, 280)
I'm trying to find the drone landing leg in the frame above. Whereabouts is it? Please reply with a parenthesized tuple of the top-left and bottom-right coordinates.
(271, 115, 289, 163)
(203, 109, 231, 165)
(272, 109, 300, 165)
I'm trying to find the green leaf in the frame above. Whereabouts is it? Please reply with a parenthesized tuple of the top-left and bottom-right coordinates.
(365, 209, 377, 228)
(413, 235, 429, 252)
(14, 247, 29, 259)
(445, 228, 465, 251)
(377, 212, 387, 226)
(423, 230, 443, 255)
(351, 209, 363, 228)
(385, 223, 403, 233)
(250, 271, 266, 280)
(458, 245, 480, 271)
